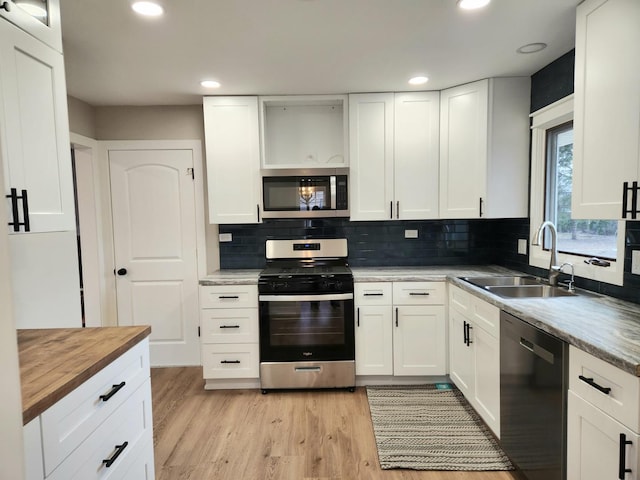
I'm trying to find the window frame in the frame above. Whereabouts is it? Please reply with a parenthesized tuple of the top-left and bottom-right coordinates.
(529, 95, 625, 286)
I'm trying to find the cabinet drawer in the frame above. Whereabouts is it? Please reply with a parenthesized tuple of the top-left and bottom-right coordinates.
(354, 283, 392, 305)
(200, 308, 258, 344)
(41, 339, 150, 476)
(448, 285, 499, 337)
(200, 285, 258, 309)
(47, 380, 153, 480)
(202, 343, 259, 379)
(569, 345, 640, 431)
(449, 284, 472, 315)
(393, 281, 445, 305)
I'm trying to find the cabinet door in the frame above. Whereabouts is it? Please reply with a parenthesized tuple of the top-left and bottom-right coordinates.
(394, 92, 440, 220)
(393, 305, 446, 376)
(473, 326, 500, 437)
(0, 0, 62, 52)
(203, 96, 261, 224)
(355, 305, 393, 375)
(349, 93, 394, 221)
(0, 19, 75, 233)
(573, 0, 640, 219)
(448, 308, 474, 398)
(439, 79, 489, 219)
(567, 390, 640, 480)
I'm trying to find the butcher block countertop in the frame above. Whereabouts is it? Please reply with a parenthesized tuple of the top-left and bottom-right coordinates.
(18, 326, 151, 425)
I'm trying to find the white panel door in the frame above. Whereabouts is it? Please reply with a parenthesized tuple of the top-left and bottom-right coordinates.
(110, 149, 200, 366)
(393, 305, 446, 376)
(394, 92, 440, 220)
(439, 79, 489, 219)
(473, 326, 500, 437)
(0, 19, 75, 233)
(448, 309, 474, 397)
(355, 305, 393, 375)
(349, 93, 394, 221)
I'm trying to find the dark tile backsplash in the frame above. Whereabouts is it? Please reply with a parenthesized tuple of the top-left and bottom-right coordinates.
(219, 217, 640, 305)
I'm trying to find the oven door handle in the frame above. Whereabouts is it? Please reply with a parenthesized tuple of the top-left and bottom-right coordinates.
(259, 293, 353, 302)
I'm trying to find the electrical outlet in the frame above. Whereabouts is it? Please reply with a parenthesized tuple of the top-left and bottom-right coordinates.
(632, 250, 640, 275)
(219, 233, 232, 242)
(517, 239, 527, 255)
(404, 230, 418, 239)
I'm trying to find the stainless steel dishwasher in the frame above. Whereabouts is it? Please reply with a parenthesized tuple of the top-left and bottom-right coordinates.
(500, 311, 568, 480)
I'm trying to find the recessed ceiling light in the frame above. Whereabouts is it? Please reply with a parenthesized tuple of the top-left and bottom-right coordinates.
(457, 0, 490, 10)
(131, 1, 164, 17)
(200, 80, 221, 89)
(517, 43, 548, 54)
(408, 76, 429, 86)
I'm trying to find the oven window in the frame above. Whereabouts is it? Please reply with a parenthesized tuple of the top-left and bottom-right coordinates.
(267, 300, 347, 346)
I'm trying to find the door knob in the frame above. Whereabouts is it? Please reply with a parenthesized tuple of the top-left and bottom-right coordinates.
(116, 268, 127, 276)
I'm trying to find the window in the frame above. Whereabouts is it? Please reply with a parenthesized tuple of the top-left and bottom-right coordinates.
(544, 122, 618, 260)
(530, 96, 625, 286)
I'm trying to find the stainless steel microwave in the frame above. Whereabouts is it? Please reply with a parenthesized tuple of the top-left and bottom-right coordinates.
(262, 174, 349, 218)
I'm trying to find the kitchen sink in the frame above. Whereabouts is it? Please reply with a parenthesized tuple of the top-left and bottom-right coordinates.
(461, 276, 541, 288)
(461, 276, 576, 298)
(485, 284, 576, 298)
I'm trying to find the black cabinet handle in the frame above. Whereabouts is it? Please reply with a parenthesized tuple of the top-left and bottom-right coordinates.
(221, 360, 241, 364)
(395, 307, 399, 327)
(6, 188, 19, 232)
(0, 2, 11, 12)
(219, 325, 240, 329)
(219, 295, 239, 299)
(390, 201, 393, 219)
(619, 433, 632, 479)
(467, 323, 473, 346)
(363, 293, 384, 296)
(6, 188, 30, 232)
(99, 381, 126, 402)
(357, 307, 360, 327)
(579, 375, 612, 395)
(409, 292, 430, 296)
(463, 320, 468, 345)
(257, 204, 260, 222)
(479, 197, 484, 217)
(102, 441, 128, 468)
(622, 181, 639, 220)
(396, 201, 399, 219)
(463, 322, 472, 346)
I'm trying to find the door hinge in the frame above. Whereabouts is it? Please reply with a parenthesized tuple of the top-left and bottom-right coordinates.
(187, 167, 194, 180)
(198, 326, 201, 337)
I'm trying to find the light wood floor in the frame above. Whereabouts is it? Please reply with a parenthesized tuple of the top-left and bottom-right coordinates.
(151, 367, 520, 480)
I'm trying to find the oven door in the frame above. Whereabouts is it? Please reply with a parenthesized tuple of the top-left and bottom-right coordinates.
(259, 293, 355, 362)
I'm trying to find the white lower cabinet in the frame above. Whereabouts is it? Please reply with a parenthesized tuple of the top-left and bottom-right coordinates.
(200, 284, 260, 389)
(23, 339, 154, 480)
(567, 345, 640, 479)
(448, 284, 500, 437)
(355, 282, 446, 378)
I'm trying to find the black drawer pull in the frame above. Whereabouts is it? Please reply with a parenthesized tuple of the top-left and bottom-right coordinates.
(103, 441, 128, 468)
(409, 292, 430, 296)
(579, 375, 612, 395)
(219, 295, 239, 299)
(219, 325, 240, 329)
(363, 293, 384, 296)
(221, 360, 241, 364)
(99, 382, 126, 402)
(619, 433, 632, 479)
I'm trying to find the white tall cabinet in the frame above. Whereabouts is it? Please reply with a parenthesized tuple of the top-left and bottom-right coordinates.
(0, 6, 81, 329)
(203, 96, 261, 224)
(349, 92, 440, 221)
(439, 77, 530, 219)
(572, 0, 640, 220)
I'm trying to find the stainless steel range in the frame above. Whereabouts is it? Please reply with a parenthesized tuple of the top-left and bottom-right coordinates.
(258, 238, 355, 393)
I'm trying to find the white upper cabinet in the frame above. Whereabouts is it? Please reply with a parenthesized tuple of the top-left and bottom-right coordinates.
(0, 0, 62, 52)
(439, 77, 530, 219)
(572, 0, 640, 220)
(0, 18, 75, 233)
(349, 91, 440, 221)
(260, 95, 348, 169)
(203, 96, 261, 224)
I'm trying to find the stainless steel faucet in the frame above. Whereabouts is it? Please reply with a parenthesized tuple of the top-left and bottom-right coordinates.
(532, 221, 560, 286)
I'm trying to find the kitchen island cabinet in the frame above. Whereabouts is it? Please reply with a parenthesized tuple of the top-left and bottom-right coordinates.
(19, 326, 154, 480)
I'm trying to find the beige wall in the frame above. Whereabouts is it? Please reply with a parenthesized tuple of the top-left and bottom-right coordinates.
(95, 105, 204, 141)
(68, 95, 97, 138)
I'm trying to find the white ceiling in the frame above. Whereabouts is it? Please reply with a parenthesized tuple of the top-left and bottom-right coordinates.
(59, 0, 581, 107)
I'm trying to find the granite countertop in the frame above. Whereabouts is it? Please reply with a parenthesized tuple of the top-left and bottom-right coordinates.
(200, 269, 261, 285)
(351, 265, 513, 282)
(18, 326, 151, 425)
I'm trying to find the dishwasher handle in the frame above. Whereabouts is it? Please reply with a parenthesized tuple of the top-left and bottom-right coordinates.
(519, 336, 555, 364)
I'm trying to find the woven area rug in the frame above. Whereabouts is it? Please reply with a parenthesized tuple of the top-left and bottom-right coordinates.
(366, 384, 514, 471)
